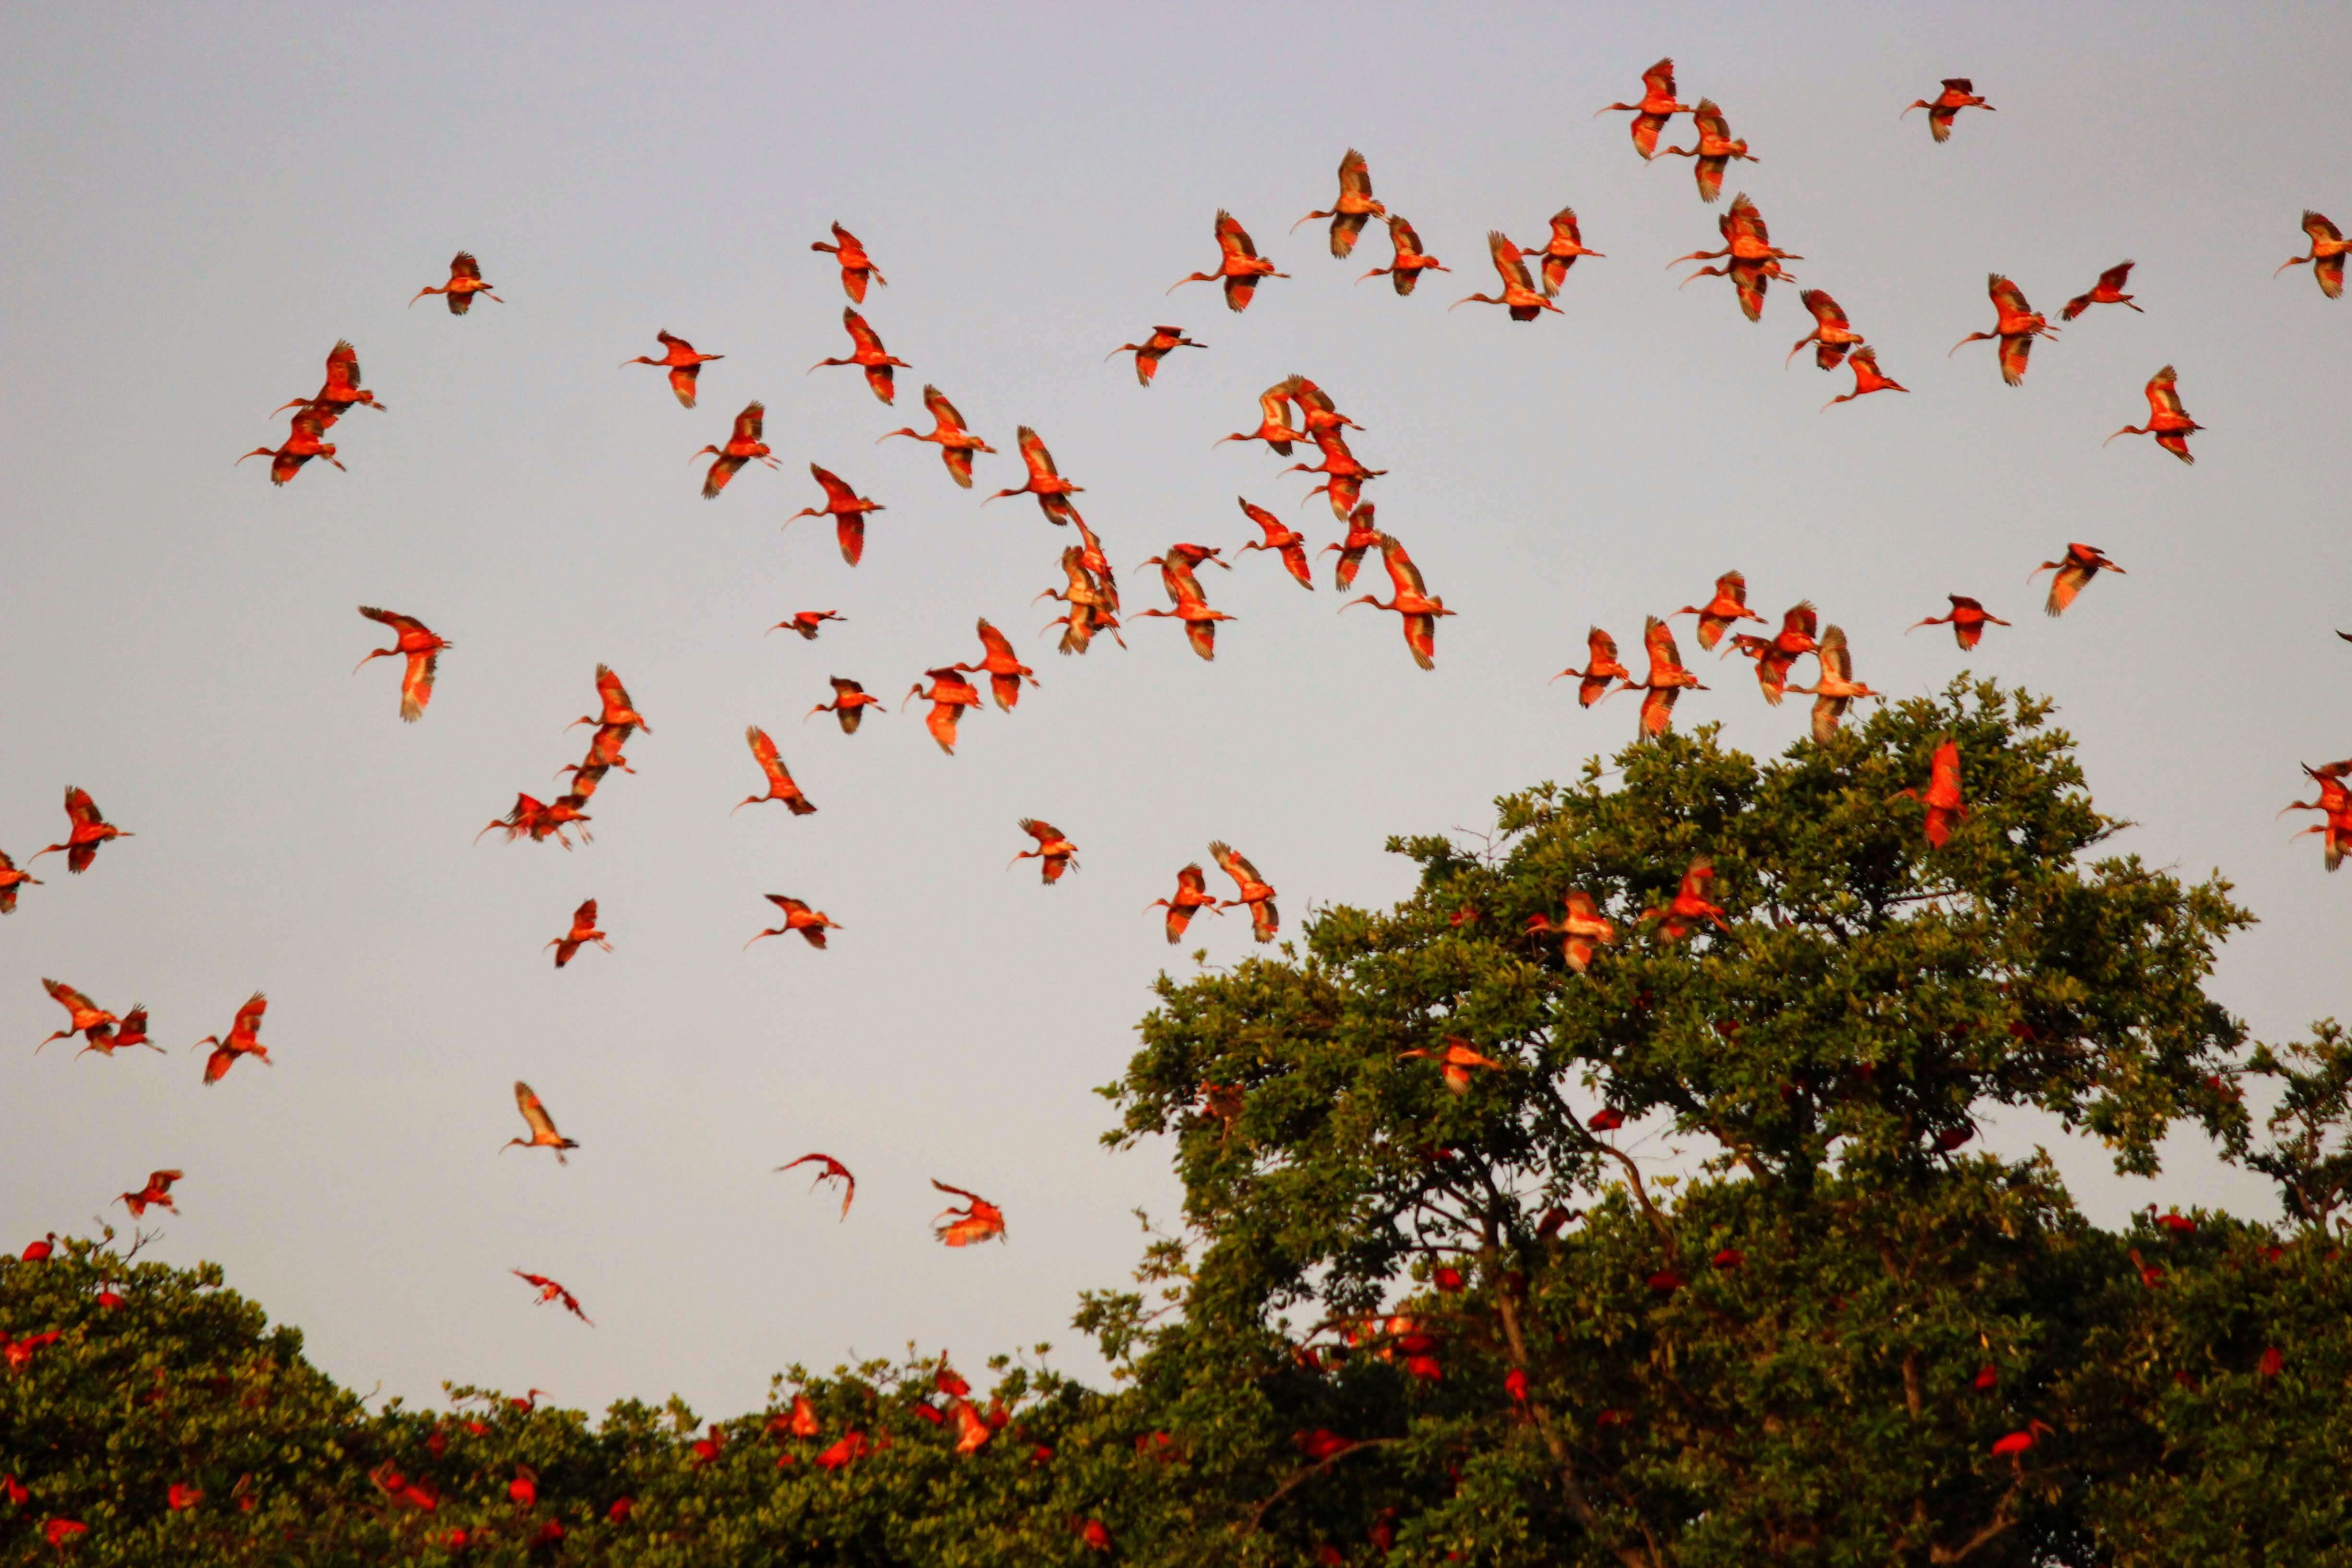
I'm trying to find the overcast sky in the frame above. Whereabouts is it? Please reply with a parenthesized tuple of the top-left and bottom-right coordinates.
(4, 1, 2347, 1422)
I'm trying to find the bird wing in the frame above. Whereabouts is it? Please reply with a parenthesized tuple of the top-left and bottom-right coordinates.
(734, 401, 766, 442)
(1016, 425, 1057, 480)
(768, 895, 812, 917)
(1390, 216, 1426, 256)
(1643, 615, 1684, 673)
(1487, 231, 1535, 292)
(234, 992, 267, 1032)
(1642, 58, 1676, 98)
(44, 978, 97, 1015)
(325, 340, 361, 393)
(1999, 333, 2034, 387)
(1942, 78, 1974, 93)
(1988, 274, 2031, 316)
(923, 384, 966, 430)
(1238, 498, 1285, 539)
(1587, 626, 1619, 665)
(829, 676, 865, 699)
(976, 619, 1016, 662)
(812, 466, 857, 507)
(1817, 625, 1851, 681)
(1782, 601, 1818, 640)
(656, 329, 691, 353)
(451, 252, 481, 280)
(1019, 817, 1061, 846)
(1694, 99, 1728, 141)
(2305, 210, 2343, 243)
(65, 787, 102, 827)
(1176, 863, 1207, 897)
(1801, 290, 1847, 328)
(1679, 859, 1716, 899)
(1378, 534, 1428, 597)
(1209, 840, 1263, 886)
(2098, 261, 2135, 292)
(842, 309, 885, 354)
(595, 664, 633, 715)
(2146, 365, 2183, 417)
(1931, 741, 1963, 802)
(1338, 148, 1372, 197)
(931, 1178, 984, 1204)
(573, 899, 597, 933)
(1214, 209, 1257, 259)
(1551, 206, 1584, 244)
(359, 605, 425, 637)
(515, 1082, 559, 1138)
(746, 725, 787, 785)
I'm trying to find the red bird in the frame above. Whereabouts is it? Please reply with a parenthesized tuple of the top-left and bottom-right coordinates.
(983, 426, 1086, 527)
(2104, 365, 2202, 464)
(770, 610, 845, 641)
(1216, 376, 1309, 454)
(1452, 231, 1560, 320)
(272, 339, 386, 419)
(512, 1271, 593, 1325)
(1517, 206, 1605, 296)
(79, 1004, 157, 1059)
(194, 992, 271, 1085)
(810, 308, 911, 404)
(1906, 595, 2011, 650)
(745, 895, 840, 950)
(1625, 617, 1706, 738)
(1644, 859, 1732, 941)
(2061, 261, 2142, 320)
(904, 668, 984, 754)
(1169, 210, 1289, 312)
(1594, 59, 1691, 160)
(1657, 99, 1758, 203)
(1896, 739, 1968, 848)
(1822, 346, 1908, 409)
(1137, 547, 1237, 662)
(1236, 498, 1314, 588)
(20, 1234, 58, 1263)
(571, 664, 653, 735)
(1399, 1037, 1507, 1094)
(1552, 626, 1632, 709)
(410, 251, 500, 313)
(38, 979, 119, 1051)
(1952, 275, 2059, 386)
(932, 1180, 1007, 1246)
(1321, 502, 1382, 589)
(238, 408, 343, 486)
(810, 222, 887, 303)
(789, 465, 885, 565)
(1673, 193, 1798, 321)
(956, 619, 1039, 710)
(478, 792, 590, 850)
(1673, 570, 1765, 652)
(546, 899, 610, 968)
(503, 1083, 578, 1164)
(1293, 148, 1387, 257)
(620, 330, 724, 409)
(1903, 78, 1994, 142)
(776, 1153, 856, 1219)
(695, 401, 779, 498)
(1107, 325, 1205, 386)
(1726, 601, 1820, 705)
(1990, 1421, 2052, 1464)
(0, 847, 41, 914)
(2031, 543, 2123, 617)
(1342, 533, 1453, 669)
(2277, 210, 2348, 299)
(877, 385, 995, 487)
(1145, 864, 1224, 944)
(1526, 889, 1618, 973)
(1786, 624, 1879, 742)
(1210, 840, 1279, 943)
(31, 789, 131, 877)
(1357, 216, 1448, 295)
(1010, 818, 1079, 884)
(807, 676, 884, 734)
(1787, 290, 1865, 369)
(354, 607, 451, 723)
(116, 1169, 182, 1218)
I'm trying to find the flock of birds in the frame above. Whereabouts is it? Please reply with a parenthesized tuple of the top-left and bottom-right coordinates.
(9, 60, 2349, 1411)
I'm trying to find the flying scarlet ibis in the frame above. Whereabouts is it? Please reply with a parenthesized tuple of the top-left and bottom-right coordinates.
(503, 1082, 578, 1164)
(735, 727, 817, 816)
(272, 340, 385, 419)
(194, 992, 271, 1085)
(1146, 864, 1223, 943)
(354, 607, 450, 722)
(789, 465, 885, 565)
(2061, 262, 2142, 320)
(620, 330, 723, 408)
(877, 385, 996, 487)
(904, 668, 984, 754)
(410, 251, 500, 313)
(1526, 890, 1617, 973)
(1216, 376, 1309, 453)
(1727, 601, 1820, 705)
(81, 1004, 156, 1059)
(546, 899, 610, 968)
(1037, 549, 1122, 656)
(1169, 210, 1288, 311)
(810, 308, 910, 403)
(1322, 502, 1382, 589)
(1903, 79, 1993, 142)
(32, 788, 132, 875)
(1107, 325, 1204, 385)
(1787, 290, 1865, 369)
(1673, 194, 1798, 320)
(1209, 841, 1278, 943)
(571, 665, 652, 735)
(2031, 543, 2122, 616)
(1952, 275, 2058, 386)
(932, 1180, 1007, 1246)
(0, 849, 40, 914)
(1400, 1037, 1507, 1094)
(807, 676, 883, 733)
(1906, 595, 2011, 650)
(1518, 207, 1604, 296)
(746, 895, 840, 950)
(695, 402, 779, 498)
(1357, 216, 1447, 294)
(1293, 149, 1386, 257)
(1626, 617, 1706, 737)
(38, 979, 118, 1051)
(983, 426, 1085, 527)
(1552, 626, 1632, 709)
(2277, 210, 2347, 298)
(238, 409, 343, 486)
(1644, 859, 1732, 941)
(1342, 533, 1453, 669)
(1673, 570, 1765, 652)
(2104, 365, 2202, 464)
(512, 1271, 593, 1325)
(1822, 346, 1908, 409)
(1010, 818, 1078, 884)
(1657, 99, 1757, 202)
(770, 610, 845, 640)
(777, 1153, 856, 1219)
(1236, 498, 1314, 587)
(1594, 59, 1691, 160)
(956, 619, 1039, 710)
(1452, 232, 1560, 320)
(810, 222, 887, 303)
(1785, 624, 1879, 741)
(1896, 739, 1968, 848)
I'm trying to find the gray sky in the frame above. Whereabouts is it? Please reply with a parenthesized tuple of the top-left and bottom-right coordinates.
(4, 1, 2347, 1420)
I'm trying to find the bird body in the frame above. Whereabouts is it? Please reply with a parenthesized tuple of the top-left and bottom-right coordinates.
(1400, 1037, 1506, 1094)
(195, 992, 270, 1085)
(810, 308, 910, 403)
(1788, 289, 1864, 369)
(1520, 207, 1604, 295)
(355, 607, 450, 722)
(811, 222, 886, 302)
(771, 610, 845, 641)
(1358, 216, 1447, 294)
(1644, 859, 1731, 941)
(546, 899, 610, 968)
(1658, 99, 1757, 202)
(1904, 78, 1993, 142)
(410, 251, 500, 313)
(32, 787, 132, 874)
(747, 894, 840, 950)
(1107, 325, 1204, 385)
(1595, 59, 1691, 160)
(789, 465, 885, 565)
(1453, 231, 1560, 320)
(808, 676, 882, 733)
(1552, 626, 1631, 708)
(1146, 864, 1223, 943)
(1673, 571, 1765, 651)
(238, 409, 344, 486)
(2031, 543, 2123, 616)
(1293, 149, 1387, 257)
(1823, 346, 1908, 409)
(1952, 275, 2058, 386)
(696, 401, 779, 498)
(1907, 595, 2011, 650)
(2061, 261, 2142, 320)
(1011, 818, 1079, 883)
(621, 330, 723, 408)
(273, 339, 385, 420)
(1169, 210, 1288, 312)
(904, 668, 984, 754)
(2105, 365, 2202, 463)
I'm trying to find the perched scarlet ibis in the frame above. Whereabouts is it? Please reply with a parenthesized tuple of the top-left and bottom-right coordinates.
(952, 1398, 993, 1454)
(38, 979, 119, 1051)
(1357, 216, 1448, 295)
(31, 787, 132, 875)
(877, 385, 996, 487)
(2031, 542, 2123, 617)
(1400, 1037, 1506, 1094)
(746, 894, 840, 951)
(1236, 498, 1314, 587)
(512, 1271, 593, 1324)
(2277, 211, 2348, 298)
(771, 610, 845, 641)
(983, 426, 1085, 527)
(354, 607, 451, 723)
(2061, 261, 2142, 320)
(1896, 739, 1968, 848)
(273, 340, 386, 420)
(20, 1234, 57, 1262)
(788, 465, 885, 565)
(1594, 59, 1691, 160)
(1342, 534, 1453, 669)
(1552, 626, 1632, 709)
(956, 619, 1039, 710)
(1527, 889, 1618, 973)
(1216, 376, 1309, 453)
(932, 1180, 1007, 1246)
(2105, 365, 2202, 464)
(733, 727, 817, 816)
(904, 668, 984, 754)
(807, 676, 883, 733)
(411, 251, 501, 313)
(695, 401, 779, 498)
(810, 222, 887, 303)
(1822, 346, 1908, 409)
(1210, 840, 1279, 943)
(1518, 207, 1604, 296)
(620, 330, 724, 409)
(1293, 149, 1387, 257)
(1673, 571, 1765, 652)
(43, 1520, 86, 1548)
(1907, 595, 2011, 650)
(1644, 859, 1732, 940)
(571, 665, 652, 735)
(1169, 210, 1289, 312)
(1786, 625, 1879, 741)
(504, 1082, 578, 1164)
(1903, 79, 1993, 142)
(2148, 1205, 2196, 1235)
(238, 409, 344, 486)
(1107, 325, 1204, 385)
(776, 1153, 856, 1219)
(1452, 232, 1560, 320)
(1146, 864, 1224, 943)
(1011, 818, 1079, 884)
(1787, 290, 1865, 369)
(1990, 1421, 2052, 1463)
(1626, 617, 1706, 737)
(168, 1483, 203, 1511)
(1952, 275, 2059, 386)
(1673, 194, 1798, 321)
(546, 899, 611, 968)
(115, 1169, 182, 1218)
(0, 848, 41, 914)
(195, 992, 271, 1085)
(1657, 99, 1758, 203)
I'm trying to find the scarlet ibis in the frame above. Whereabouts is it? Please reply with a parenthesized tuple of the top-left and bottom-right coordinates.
(512, 1271, 593, 1324)
(410, 251, 500, 313)
(273, 340, 385, 419)
(2031, 542, 2122, 616)
(570, 665, 651, 735)
(1906, 595, 2010, 650)
(877, 385, 996, 487)
(932, 1180, 1006, 1246)
(1822, 346, 1908, 409)
(904, 668, 984, 754)
(1400, 1037, 1506, 1094)
(695, 401, 779, 498)
(810, 222, 887, 303)
(1594, 59, 1691, 160)
(1903, 79, 1993, 142)
(1134, 584, 1234, 661)
(20, 1235, 57, 1262)
(546, 899, 610, 968)
(1673, 571, 1765, 652)
(1038, 551, 1124, 656)
(1673, 194, 1798, 320)
(776, 1153, 856, 1219)
(808, 676, 883, 733)
(478, 793, 556, 847)
(2277, 211, 2347, 298)
(238, 409, 344, 486)
(1626, 617, 1706, 737)
(1321, 502, 1381, 589)
(1526, 889, 1616, 972)
(983, 426, 1085, 527)
(1137, 549, 1235, 661)
(956, 620, 1038, 710)
(1657, 99, 1757, 202)
(1952, 275, 2059, 386)
(1452, 232, 1560, 320)
(1236, 498, 1313, 587)
(354, 607, 451, 722)
(1990, 1421, 2051, 1464)
(79, 1004, 156, 1059)
(1210, 841, 1278, 943)
(734, 727, 817, 816)
(38, 979, 118, 1051)
(1146, 864, 1223, 943)
(1107, 325, 1204, 385)
(746, 895, 839, 950)
(789, 465, 885, 565)
(1517, 207, 1604, 296)
(1644, 859, 1732, 941)
(1785, 624, 1879, 741)
(810, 308, 910, 404)
(1787, 290, 1864, 369)
(620, 330, 723, 408)
(2104, 365, 2202, 464)
(1357, 216, 1448, 294)
(0, 849, 40, 913)
(1283, 442, 1386, 520)
(168, 1483, 203, 1511)
(1216, 376, 1309, 453)
(1896, 739, 1968, 848)
(1141, 542, 1229, 605)
(1293, 149, 1386, 257)
(115, 1170, 182, 1217)
(1552, 626, 1631, 709)
(770, 610, 845, 640)
(503, 1082, 578, 1164)
(1726, 601, 1820, 705)
(1169, 210, 1288, 312)
(195, 992, 271, 1085)
(1341, 534, 1452, 669)
(2061, 262, 2142, 320)
(1011, 819, 1078, 884)
(2147, 1205, 2196, 1235)
(31, 788, 131, 875)
(1073, 517, 1122, 612)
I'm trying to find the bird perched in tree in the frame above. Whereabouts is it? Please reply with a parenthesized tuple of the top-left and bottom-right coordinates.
(503, 1082, 578, 1164)
(777, 1154, 856, 1219)
(904, 668, 984, 754)
(983, 426, 1086, 527)
(809, 309, 910, 404)
(1107, 325, 1204, 386)
(1342, 534, 1452, 669)
(956, 620, 1039, 711)
(1526, 890, 1618, 974)
(807, 676, 883, 733)
(1552, 626, 1632, 709)
(1952, 275, 2059, 386)
(410, 251, 501, 312)
(1657, 99, 1758, 202)
(1896, 739, 1968, 848)
(1399, 1037, 1507, 1094)
(546, 900, 610, 968)
(1786, 625, 1879, 741)
(1322, 503, 1382, 590)
(38, 979, 119, 1052)
(2061, 262, 2142, 320)
(1626, 617, 1706, 737)
(1452, 232, 1560, 320)
(115, 1170, 182, 1218)
(1594, 59, 1691, 160)
(2104, 365, 2203, 464)
(1169, 211, 1288, 312)
(1209, 841, 1278, 943)
(1822, 346, 1908, 409)
(1907, 595, 2011, 650)
(695, 401, 778, 498)
(1357, 216, 1447, 294)
(788, 465, 885, 566)
(238, 409, 344, 486)
(746, 895, 840, 950)
(1216, 376, 1310, 454)
(194, 993, 271, 1085)
(877, 385, 996, 488)
(1673, 194, 1798, 321)
(1990, 1422, 2052, 1466)
(770, 610, 845, 641)
(273, 340, 386, 420)
(1787, 290, 1865, 369)
(1010, 819, 1078, 884)
(2031, 543, 2123, 616)
(354, 607, 451, 723)
(810, 222, 886, 303)
(1673, 571, 1766, 652)
(1146, 865, 1223, 943)
(1644, 859, 1732, 941)
(931, 1180, 1006, 1246)
(1903, 78, 1993, 142)
(571, 665, 651, 736)
(2277, 211, 2347, 298)
(32, 788, 132, 875)
(511, 1271, 593, 1324)
(1236, 498, 1314, 587)
(0, 849, 40, 914)
(1293, 149, 1387, 257)
(734, 728, 817, 816)
(1517, 207, 1605, 296)
(620, 330, 723, 408)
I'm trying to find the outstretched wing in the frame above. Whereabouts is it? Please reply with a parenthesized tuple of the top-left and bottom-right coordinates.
(1378, 534, 1428, 597)
(1988, 274, 2033, 316)
(1208, 839, 1263, 886)
(733, 401, 766, 443)
(842, 309, 885, 354)
(233, 992, 267, 1032)
(1017, 425, 1057, 479)
(1801, 290, 1848, 328)
(1643, 615, 1683, 673)
(359, 605, 425, 637)
(514, 1081, 559, 1139)
(976, 619, 1017, 662)
(1214, 209, 1258, 260)
(325, 340, 362, 393)
(451, 252, 482, 281)
(1488, 231, 1536, 293)
(2145, 365, 2184, 418)
(923, 384, 967, 430)
(1642, 58, 1677, 99)
(64, 787, 103, 827)
(1337, 148, 1372, 198)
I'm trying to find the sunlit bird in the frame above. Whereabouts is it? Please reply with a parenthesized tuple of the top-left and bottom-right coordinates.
(1451, 232, 1560, 320)
(1643, 859, 1732, 941)
(2104, 365, 2202, 464)
(983, 426, 1086, 527)
(1215, 376, 1310, 454)
(38, 979, 119, 1052)
(1907, 595, 2011, 650)
(770, 610, 845, 641)
(1210, 840, 1279, 943)
(1822, 346, 1908, 409)
(1903, 78, 1994, 142)
(1673, 193, 1798, 321)
(194, 992, 271, 1085)
(1341, 533, 1453, 669)
(1518, 207, 1605, 296)
(1169, 210, 1289, 312)
(810, 222, 887, 303)
(1657, 99, 1758, 203)
(1785, 624, 1880, 741)
(1787, 289, 1865, 369)
(238, 409, 343, 486)
(1236, 498, 1314, 588)
(273, 340, 385, 419)
(789, 465, 885, 566)
(1010, 819, 1079, 884)
(1895, 739, 1968, 848)
(1626, 616, 1706, 738)
(410, 251, 501, 313)
(1106, 325, 1205, 386)
(620, 330, 723, 408)
(807, 676, 883, 733)
(2031, 542, 2124, 617)
(878, 385, 996, 488)
(1293, 149, 1387, 257)
(746, 894, 840, 950)
(1145, 864, 1223, 944)
(694, 401, 779, 498)
(1594, 59, 1692, 161)
(32, 788, 133, 875)
(546, 899, 611, 969)
(1951, 275, 2058, 387)
(1552, 626, 1632, 709)
(1673, 570, 1765, 652)
(1400, 1037, 1506, 1094)
(932, 1180, 1007, 1246)
(904, 667, 985, 754)
(0, 848, 40, 914)
(2061, 262, 2142, 320)
(116, 1170, 182, 1218)
(1357, 216, 1448, 295)
(354, 607, 451, 723)
(735, 727, 817, 816)
(956, 619, 1040, 711)
(1526, 890, 1618, 973)
(2276, 210, 2348, 298)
